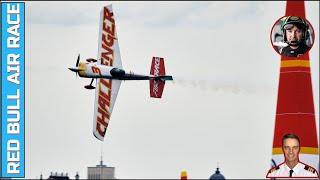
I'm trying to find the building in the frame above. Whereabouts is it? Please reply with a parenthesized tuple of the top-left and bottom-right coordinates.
(39, 172, 79, 180)
(47, 172, 69, 180)
(87, 159, 116, 179)
(209, 167, 225, 180)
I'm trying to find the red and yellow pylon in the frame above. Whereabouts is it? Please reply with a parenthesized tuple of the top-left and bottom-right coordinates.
(271, 0, 319, 170)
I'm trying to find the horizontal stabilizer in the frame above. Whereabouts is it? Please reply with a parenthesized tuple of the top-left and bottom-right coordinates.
(153, 75, 173, 81)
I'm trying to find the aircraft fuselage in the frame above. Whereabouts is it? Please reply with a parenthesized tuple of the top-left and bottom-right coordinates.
(69, 62, 172, 80)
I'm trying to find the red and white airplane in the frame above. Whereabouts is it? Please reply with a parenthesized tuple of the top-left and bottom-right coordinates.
(69, 5, 173, 141)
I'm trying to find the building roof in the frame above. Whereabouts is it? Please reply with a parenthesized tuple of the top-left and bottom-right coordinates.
(209, 167, 225, 180)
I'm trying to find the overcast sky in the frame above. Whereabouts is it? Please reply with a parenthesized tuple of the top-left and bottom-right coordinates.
(25, 1, 319, 179)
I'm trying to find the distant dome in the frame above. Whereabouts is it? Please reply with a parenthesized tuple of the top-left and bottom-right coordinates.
(209, 168, 225, 180)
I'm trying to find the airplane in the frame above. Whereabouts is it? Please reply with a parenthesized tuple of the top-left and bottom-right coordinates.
(69, 5, 173, 141)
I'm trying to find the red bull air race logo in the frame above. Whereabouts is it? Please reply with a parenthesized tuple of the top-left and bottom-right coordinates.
(1, 2, 25, 178)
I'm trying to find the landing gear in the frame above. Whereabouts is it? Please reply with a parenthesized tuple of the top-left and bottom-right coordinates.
(85, 78, 95, 89)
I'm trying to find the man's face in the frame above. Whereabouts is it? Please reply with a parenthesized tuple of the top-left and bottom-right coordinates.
(283, 138, 300, 163)
(285, 25, 303, 46)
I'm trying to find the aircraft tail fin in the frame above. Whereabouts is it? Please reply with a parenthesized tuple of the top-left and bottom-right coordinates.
(149, 57, 169, 98)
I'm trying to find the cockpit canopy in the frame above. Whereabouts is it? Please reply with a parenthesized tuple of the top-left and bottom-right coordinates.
(110, 68, 125, 77)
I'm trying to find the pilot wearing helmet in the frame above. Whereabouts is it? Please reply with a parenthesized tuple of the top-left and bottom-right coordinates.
(280, 16, 310, 57)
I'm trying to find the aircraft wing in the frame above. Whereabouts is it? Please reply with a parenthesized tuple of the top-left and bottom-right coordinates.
(97, 4, 122, 68)
(93, 5, 122, 141)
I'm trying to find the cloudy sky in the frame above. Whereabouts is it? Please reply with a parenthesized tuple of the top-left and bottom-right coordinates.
(25, 1, 319, 179)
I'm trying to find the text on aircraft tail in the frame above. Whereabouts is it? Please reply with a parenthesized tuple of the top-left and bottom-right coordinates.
(150, 57, 166, 98)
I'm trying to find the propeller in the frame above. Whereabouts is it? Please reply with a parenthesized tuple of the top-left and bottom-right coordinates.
(68, 54, 81, 78)
(76, 54, 80, 67)
(76, 54, 80, 77)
